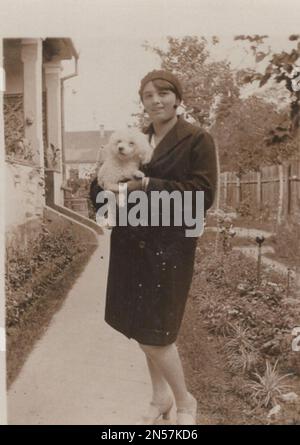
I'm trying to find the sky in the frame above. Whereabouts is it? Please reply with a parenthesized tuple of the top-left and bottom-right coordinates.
(1, 0, 300, 131)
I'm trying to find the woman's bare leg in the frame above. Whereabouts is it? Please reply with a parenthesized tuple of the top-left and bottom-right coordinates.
(139, 342, 192, 410)
(145, 355, 170, 404)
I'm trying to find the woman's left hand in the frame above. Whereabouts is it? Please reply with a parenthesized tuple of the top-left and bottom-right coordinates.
(106, 179, 143, 193)
(124, 179, 143, 192)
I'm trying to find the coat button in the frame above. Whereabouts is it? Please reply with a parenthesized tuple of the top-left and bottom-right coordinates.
(139, 240, 146, 248)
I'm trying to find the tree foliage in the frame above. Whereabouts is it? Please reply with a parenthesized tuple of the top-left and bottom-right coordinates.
(143, 36, 240, 127)
(138, 35, 299, 173)
(212, 95, 294, 174)
(235, 34, 300, 139)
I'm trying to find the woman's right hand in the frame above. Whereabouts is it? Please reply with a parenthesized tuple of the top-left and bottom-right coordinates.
(105, 183, 120, 193)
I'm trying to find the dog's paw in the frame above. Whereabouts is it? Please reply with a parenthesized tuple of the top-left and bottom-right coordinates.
(133, 170, 145, 179)
(105, 182, 120, 193)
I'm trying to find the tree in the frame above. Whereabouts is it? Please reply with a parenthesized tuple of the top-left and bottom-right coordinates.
(235, 34, 300, 142)
(234, 35, 300, 224)
(143, 36, 240, 127)
(212, 95, 292, 174)
(140, 36, 242, 215)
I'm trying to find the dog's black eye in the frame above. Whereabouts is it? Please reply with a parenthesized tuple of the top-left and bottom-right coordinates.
(129, 141, 135, 146)
(117, 140, 122, 144)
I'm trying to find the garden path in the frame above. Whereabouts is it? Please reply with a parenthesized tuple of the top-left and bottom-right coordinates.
(7, 230, 176, 425)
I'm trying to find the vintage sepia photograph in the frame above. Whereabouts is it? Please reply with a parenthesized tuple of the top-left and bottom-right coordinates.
(0, 0, 300, 427)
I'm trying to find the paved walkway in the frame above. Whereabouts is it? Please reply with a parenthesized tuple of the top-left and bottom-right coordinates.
(7, 224, 299, 424)
(206, 226, 275, 239)
(208, 225, 300, 291)
(7, 230, 176, 425)
(236, 227, 299, 282)
(233, 245, 300, 289)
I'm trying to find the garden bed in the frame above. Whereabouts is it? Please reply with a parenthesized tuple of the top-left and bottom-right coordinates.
(6, 220, 97, 387)
(178, 229, 300, 425)
(207, 210, 300, 271)
(266, 225, 300, 271)
(206, 209, 277, 233)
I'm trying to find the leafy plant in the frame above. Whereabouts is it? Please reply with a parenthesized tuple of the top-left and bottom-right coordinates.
(246, 359, 293, 408)
(224, 323, 259, 374)
(228, 348, 260, 375)
(5, 222, 87, 327)
(225, 323, 254, 352)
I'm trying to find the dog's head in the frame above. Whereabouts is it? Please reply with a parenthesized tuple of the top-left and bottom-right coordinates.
(106, 128, 154, 164)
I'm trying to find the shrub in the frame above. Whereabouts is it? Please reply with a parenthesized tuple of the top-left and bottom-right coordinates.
(6, 222, 87, 327)
(246, 360, 292, 408)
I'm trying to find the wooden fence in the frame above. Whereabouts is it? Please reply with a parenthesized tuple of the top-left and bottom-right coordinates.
(218, 159, 300, 221)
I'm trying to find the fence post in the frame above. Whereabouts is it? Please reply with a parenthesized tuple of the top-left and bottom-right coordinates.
(282, 163, 288, 218)
(256, 170, 262, 211)
(277, 163, 284, 225)
(236, 175, 241, 208)
(213, 139, 221, 212)
(219, 159, 299, 221)
(286, 163, 292, 217)
(224, 172, 228, 208)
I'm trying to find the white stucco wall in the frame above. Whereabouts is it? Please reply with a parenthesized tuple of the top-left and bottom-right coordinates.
(4, 39, 46, 238)
(5, 162, 44, 231)
(53, 171, 64, 206)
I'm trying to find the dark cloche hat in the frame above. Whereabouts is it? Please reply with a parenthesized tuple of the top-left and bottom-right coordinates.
(139, 69, 183, 100)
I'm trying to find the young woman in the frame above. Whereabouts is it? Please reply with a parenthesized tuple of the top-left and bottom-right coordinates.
(90, 70, 218, 424)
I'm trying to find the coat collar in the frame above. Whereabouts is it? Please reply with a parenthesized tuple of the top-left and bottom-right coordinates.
(143, 116, 194, 166)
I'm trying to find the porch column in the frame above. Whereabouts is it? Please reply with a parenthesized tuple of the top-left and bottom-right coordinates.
(20, 38, 45, 203)
(0, 37, 7, 425)
(44, 59, 64, 205)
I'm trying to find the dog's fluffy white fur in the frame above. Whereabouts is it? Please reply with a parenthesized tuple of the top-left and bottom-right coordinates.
(97, 127, 154, 190)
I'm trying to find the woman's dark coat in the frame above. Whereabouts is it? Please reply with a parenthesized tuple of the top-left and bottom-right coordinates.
(90, 116, 217, 346)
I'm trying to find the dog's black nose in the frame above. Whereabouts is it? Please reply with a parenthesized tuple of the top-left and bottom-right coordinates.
(118, 146, 125, 152)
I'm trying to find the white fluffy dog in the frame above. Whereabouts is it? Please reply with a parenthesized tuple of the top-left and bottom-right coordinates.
(96, 127, 154, 218)
(97, 127, 154, 191)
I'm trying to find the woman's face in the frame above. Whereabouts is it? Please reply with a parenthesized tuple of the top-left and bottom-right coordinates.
(142, 81, 180, 124)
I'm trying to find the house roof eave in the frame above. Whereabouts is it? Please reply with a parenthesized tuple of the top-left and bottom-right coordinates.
(43, 38, 78, 62)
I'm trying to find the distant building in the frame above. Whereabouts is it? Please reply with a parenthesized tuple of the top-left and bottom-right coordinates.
(65, 128, 113, 178)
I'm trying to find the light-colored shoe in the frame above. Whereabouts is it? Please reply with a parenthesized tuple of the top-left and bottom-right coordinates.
(136, 397, 174, 425)
(176, 392, 198, 425)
